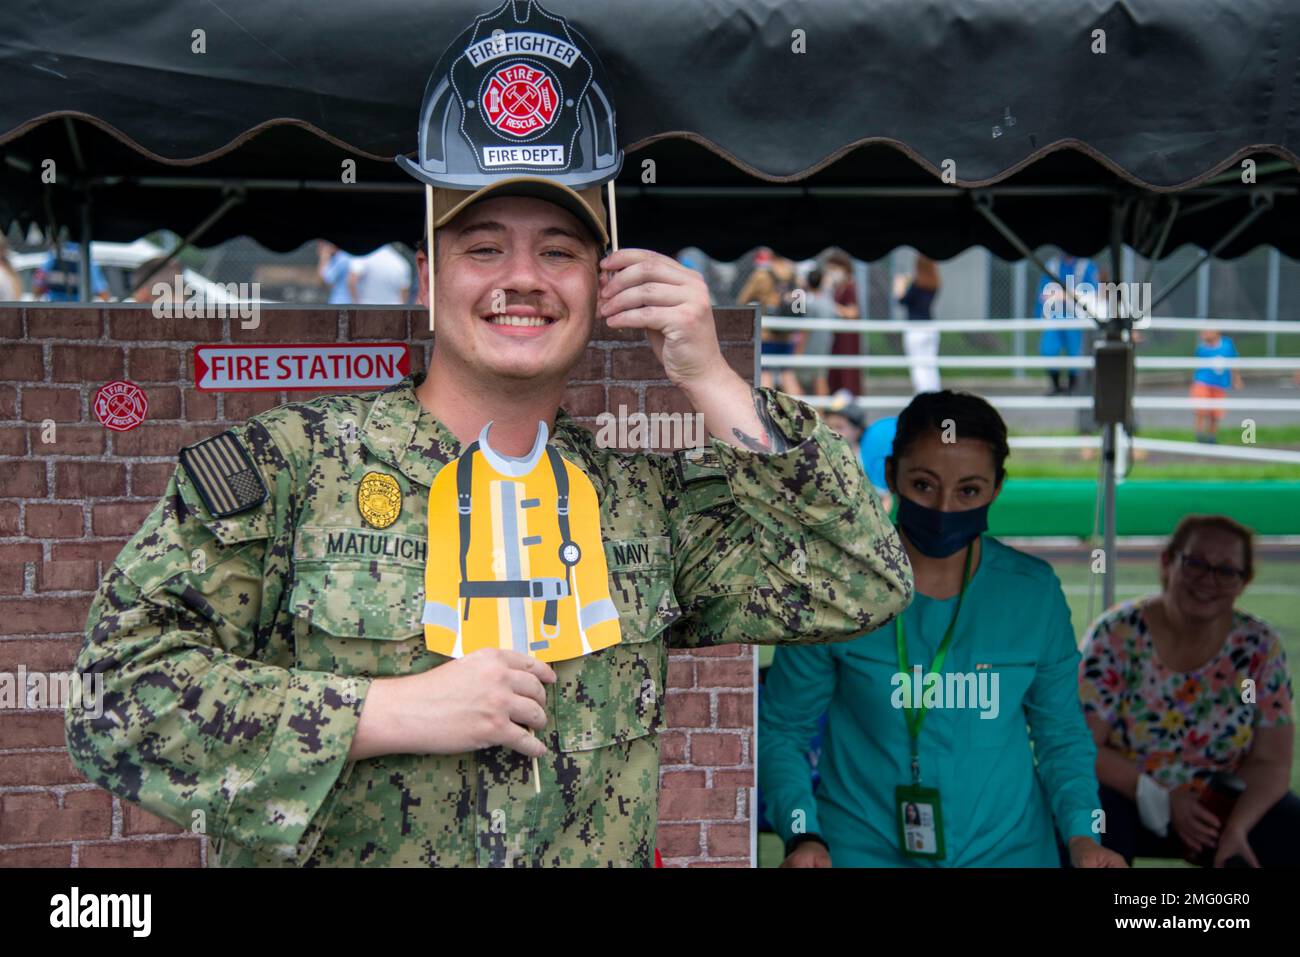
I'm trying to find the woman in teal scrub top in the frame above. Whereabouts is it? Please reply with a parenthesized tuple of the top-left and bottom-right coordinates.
(760, 390, 1125, 868)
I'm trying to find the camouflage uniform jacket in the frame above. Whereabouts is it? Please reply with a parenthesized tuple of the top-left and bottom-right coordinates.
(67, 374, 912, 866)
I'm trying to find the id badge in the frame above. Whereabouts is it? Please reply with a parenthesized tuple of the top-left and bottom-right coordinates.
(895, 784, 945, 861)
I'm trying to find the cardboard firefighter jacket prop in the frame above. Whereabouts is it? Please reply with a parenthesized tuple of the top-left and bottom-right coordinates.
(422, 420, 620, 662)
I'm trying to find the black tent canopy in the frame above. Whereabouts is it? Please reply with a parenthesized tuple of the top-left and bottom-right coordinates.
(2, 0, 1299, 259)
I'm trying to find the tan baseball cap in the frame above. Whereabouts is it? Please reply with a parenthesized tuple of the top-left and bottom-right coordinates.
(429, 177, 609, 248)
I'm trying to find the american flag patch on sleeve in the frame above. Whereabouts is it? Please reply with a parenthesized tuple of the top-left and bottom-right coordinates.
(179, 431, 268, 518)
(674, 445, 724, 486)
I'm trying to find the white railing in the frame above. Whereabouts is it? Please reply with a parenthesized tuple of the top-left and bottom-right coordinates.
(1008, 435, 1300, 464)
(767, 314, 1300, 467)
(770, 355, 1300, 370)
(799, 394, 1300, 411)
(761, 316, 1300, 333)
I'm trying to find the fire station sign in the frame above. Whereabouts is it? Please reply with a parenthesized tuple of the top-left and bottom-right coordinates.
(194, 343, 411, 392)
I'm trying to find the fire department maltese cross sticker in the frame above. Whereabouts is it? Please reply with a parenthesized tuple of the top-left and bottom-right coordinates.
(422, 420, 621, 664)
(483, 63, 559, 137)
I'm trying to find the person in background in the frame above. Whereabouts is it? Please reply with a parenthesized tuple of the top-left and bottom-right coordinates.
(317, 240, 354, 305)
(761, 390, 1124, 868)
(824, 390, 897, 514)
(825, 250, 862, 396)
(129, 257, 185, 303)
(738, 248, 801, 394)
(1035, 253, 1097, 396)
(893, 255, 942, 394)
(822, 389, 866, 461)
(793, 266, 835, 397)
(0, 236, 22, 300)
(676, 250, 712, 299)
(1079, 515, 1296, 867)
(348, 243, 412, 305)
(1190, 328, 1242, 443)
(736, 247, 775, 304)
(861, 414, 898, 515)
(33, 241, 110, 301)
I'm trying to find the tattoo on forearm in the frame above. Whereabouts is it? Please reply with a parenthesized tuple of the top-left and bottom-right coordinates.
(731, 390, 791, 453)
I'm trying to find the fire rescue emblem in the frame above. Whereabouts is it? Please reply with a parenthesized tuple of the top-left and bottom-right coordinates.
(482, 63, 560, 137)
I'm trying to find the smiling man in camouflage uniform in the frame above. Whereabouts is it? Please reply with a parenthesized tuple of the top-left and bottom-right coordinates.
(65, 0, 913, 867)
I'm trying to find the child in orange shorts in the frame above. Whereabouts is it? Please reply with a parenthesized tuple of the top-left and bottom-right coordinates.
(1191, 329, 1241, 443)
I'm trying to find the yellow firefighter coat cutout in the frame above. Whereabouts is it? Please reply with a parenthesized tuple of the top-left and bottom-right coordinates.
(422, 420, 621, 662)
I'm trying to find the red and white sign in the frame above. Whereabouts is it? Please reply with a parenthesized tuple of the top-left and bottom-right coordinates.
(484, 63, 559, 137)
(193, 343, 411, 392)
(94, 380, 148, 432)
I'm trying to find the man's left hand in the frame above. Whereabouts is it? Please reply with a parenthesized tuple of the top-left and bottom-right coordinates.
(598, 249, 724, 387)
(598, 248, 785, 454)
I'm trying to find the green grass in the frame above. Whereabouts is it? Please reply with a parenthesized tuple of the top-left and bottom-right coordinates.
(1004, 458, 1300, 481)
(848, 327, 1300, 387)
(865, 405, 1300, 482)
(1023, 425, 1300, 445)
(856, 331, 1299, 369)
(1001, 423, 1300, 480)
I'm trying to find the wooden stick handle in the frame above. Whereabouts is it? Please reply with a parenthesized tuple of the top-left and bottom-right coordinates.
(425, 184, 436, 333)
(606, 180, 619, 252)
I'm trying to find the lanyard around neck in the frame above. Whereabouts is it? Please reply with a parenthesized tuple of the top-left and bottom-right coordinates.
(895, 542, 975, 747)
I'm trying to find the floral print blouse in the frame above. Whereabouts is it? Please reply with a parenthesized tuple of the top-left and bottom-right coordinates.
(1079, 598, 1294, 788)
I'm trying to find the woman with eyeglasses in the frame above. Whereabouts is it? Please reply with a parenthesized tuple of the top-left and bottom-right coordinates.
(1079, 515, 1297, 866)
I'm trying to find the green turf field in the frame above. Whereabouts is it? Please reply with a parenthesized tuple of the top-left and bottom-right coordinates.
(1007, 459, 1300, 481)
(754, 554, 1299, 867)
(989, 480, 1300, 535)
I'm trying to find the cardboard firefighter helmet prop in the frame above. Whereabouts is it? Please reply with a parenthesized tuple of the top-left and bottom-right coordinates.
(397, 0, 625, 331)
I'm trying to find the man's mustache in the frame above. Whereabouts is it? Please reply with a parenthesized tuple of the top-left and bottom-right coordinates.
(482, 294, 567, 319)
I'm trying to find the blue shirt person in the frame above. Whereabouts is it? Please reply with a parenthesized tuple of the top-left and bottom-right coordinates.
(1193, 332, 1238, 390)
(1036, 255, 1098, 395)
(861, 416, 897, 498)
(760, 390, 1125, 868)
(317, 241, 354, 304)
(36, 244, 109, 301)
(1190, 330, 1241, 441)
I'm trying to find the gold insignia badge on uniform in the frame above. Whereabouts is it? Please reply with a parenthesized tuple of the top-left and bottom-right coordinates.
(358, 471, 403, 529)
(179, 430, 268, 518)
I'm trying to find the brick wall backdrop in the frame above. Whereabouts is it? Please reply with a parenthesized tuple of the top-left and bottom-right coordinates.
(0, 303, 758, 868)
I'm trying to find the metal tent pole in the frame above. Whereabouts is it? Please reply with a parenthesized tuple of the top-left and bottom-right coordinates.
(1101, 422, 1117, 609)
(1100, 198, 1133, 611)
(63, 118, 94, 304)
(129, 191, 245, 295)
(1267, 249, 1280, 358)
(78, 193, 92, 303)
(1100, 262, 1119, 607)
(1147, 195, 1272, 312)
(1011, 260, 1026, 380)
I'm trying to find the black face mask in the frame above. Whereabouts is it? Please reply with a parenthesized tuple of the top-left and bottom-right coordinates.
(896, 493, 990, 558)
